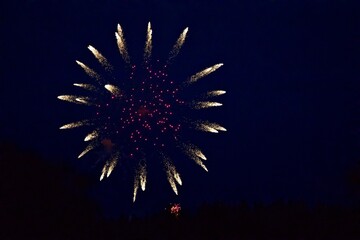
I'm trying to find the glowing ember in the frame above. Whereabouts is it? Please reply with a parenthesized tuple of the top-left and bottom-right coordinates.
(170, 203, 181, 217)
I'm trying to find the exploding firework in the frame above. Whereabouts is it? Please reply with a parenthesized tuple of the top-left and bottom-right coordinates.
(169, 203, 181, 217)
(58, 22, 225, 202)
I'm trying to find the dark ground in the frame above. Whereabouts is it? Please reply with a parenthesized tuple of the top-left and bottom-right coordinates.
(2, 141, 360, 239)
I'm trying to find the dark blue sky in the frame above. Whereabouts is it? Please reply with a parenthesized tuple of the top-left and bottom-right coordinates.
(1, 0, 359, 216)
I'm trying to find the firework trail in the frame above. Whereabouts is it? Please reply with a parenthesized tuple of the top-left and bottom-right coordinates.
(132, 162, 147, 202)
(78, 141, 98, 159)
(168, 27, 189, 61)
(100, 153, 119, 180)
(179, 143, 208, 172)
(73, 83, 97, 92)
(133, 176, 139, 202)
(115, 24, 130, 63)
(140, 164, 147, 191)
(206, 90, 226, 98)
(75, 60, 102, 83)
(192, 101, 223, 109)
(58, 22, 225, 201)
(192, 157, 208, 172)
(168, 176, 178, 195)
(84, 129, 99, 141)
(88, 45, 113, 72)
(194, 121, 227, 133)
(189, 63, 223, 84)
(104, 84, 122, 97)
(144, 22, 152, 61)
(107, 158, 117, 177)
(57, 95, 85, 104)
(74, 97, 93, 105)
(183, 143, 207, 161)
(163, 155, 182, 194)
(59, 119, 91, 130)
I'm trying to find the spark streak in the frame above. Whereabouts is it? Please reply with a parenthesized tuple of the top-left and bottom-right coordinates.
(206, 90, 226, 98)
(173, 170, 182, 185)
(133, 176, 139, 202)
(163, 157, 182, 194)
(100, 153, 119, 180)
(76, 60, 102, 83)
(84, 130, 99, 141)
(182, 143, 206, 160)
(183, 144, 207, 160)
(169, 27, 189, 61)
(193, 157, 208, 172)
(57, 95, 93, 106)
(192, 101, 223, 109)
(104, 84, 122, 97)
(194, 121, 227, 133)
(73, 83, 97, 92)
(88, 45, 113, 71)
(107, 158, 117, 177)
(115, 24, 130, 63)
(59, 120, 91, 129)
(78, 141, 97, 158)
(168, 177, 178, 195)
(100, 164, 107, 181)
(181, 143, 208, 171)
(189, 63, 223, 83)
(139, 164, 147, 191)
(200, 125, 219, 133)
(75, 97, 93, 105)
(132, 162, 147, 202)
(57, 95, 84, 104)
(144, 22, 152, 60)
(168, 164, 182, 186)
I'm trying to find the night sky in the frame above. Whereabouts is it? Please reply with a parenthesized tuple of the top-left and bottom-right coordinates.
(1, 0, 359, 219)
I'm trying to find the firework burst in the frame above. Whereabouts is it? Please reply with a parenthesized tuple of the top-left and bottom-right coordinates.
(58, 22, 225, 202)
